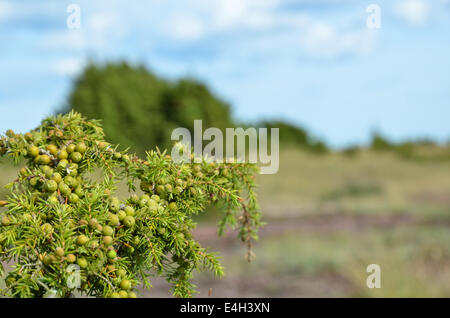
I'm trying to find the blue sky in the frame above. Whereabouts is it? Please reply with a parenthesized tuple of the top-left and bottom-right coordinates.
(0, 0, 449, 147)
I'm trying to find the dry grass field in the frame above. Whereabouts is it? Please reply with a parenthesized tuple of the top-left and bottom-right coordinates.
(1, 147, 450, 297)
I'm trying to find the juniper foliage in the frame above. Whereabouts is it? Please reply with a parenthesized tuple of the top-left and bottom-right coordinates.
(0, 112, 261, 298)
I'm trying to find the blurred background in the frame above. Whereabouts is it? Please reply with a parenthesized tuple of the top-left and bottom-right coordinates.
(1, 0, 450, 297)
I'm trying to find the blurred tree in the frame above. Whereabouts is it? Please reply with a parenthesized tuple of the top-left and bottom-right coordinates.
(61, 61, 328, 156)
(161, 78, 234, 149)
(163, 78, 233, 134)
(255, 120, 328, 153)
(370, 132, 393, 151)
(61, 62, 234, 155)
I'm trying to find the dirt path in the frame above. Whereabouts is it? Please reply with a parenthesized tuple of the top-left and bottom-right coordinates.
(0, 212, 433, 298)
(143, 213, 420, 297)
(193, 213, 418, 244)
(139, 271, 357, 298)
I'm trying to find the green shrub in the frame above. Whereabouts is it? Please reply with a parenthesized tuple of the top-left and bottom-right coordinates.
(61, 62, 234, 156)
(255, 120, 328, 153)
(370, 133, 393, 151)
(0, 112, 261, 298)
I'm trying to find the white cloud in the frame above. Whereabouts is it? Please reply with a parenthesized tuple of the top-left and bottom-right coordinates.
(167, 14, 206, 41)
(215, 0, 248, 28)
(163, 0, 281, 40)
(40, 30, 86, 50)
(301, 23, 335, 56)
(85, 12, 128, 49)
(299, 21, 376, 58)
(0, 1, 14, 21)
(213, 0, 281, 30)
(52, 58, 83, 76)
(9, 0, 380, 69)
(39, 11, 126, 51)
(394, 0, 430, 24)
(159, 0, 376, 59)
(87, 13, 116, 33)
